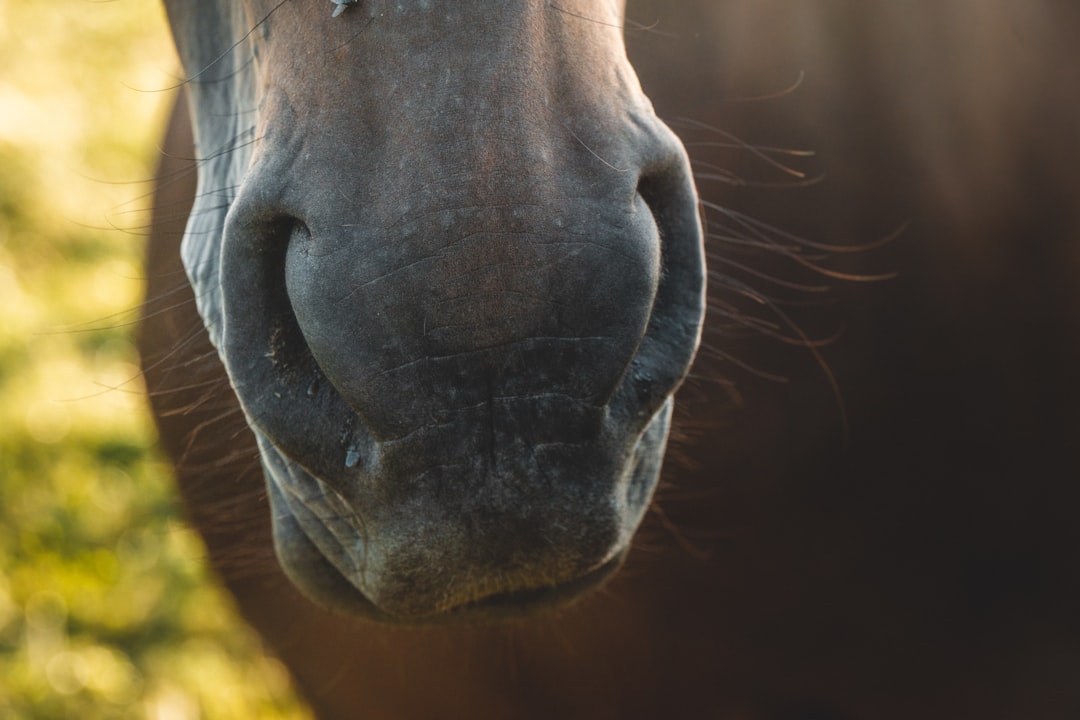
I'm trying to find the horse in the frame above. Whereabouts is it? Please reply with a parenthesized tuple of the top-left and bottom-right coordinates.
(139, 1, 1080, 718)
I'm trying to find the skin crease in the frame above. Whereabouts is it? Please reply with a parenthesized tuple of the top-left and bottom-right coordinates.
(141, 1, 1080, 719)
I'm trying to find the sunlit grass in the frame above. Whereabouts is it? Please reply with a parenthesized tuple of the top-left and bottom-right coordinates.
(0, 1, 310, 717)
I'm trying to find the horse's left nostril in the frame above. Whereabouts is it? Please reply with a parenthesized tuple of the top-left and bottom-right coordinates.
(612, 142, 707, 426)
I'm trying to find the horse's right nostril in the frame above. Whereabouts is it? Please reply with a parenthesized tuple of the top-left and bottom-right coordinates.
(218, 203, 367, 486)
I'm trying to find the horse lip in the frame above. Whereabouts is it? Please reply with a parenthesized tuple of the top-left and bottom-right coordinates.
(265, 451, 626, 621)
(447, 550, 627, 620)
(258, 402, 673, 622)
(266, 455, 629, 623)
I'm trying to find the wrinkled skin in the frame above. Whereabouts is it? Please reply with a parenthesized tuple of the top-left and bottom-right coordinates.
(141, 1, 1080, 719)
(161, 0, 704, 620)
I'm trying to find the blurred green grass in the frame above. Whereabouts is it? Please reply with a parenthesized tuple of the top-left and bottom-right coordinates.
(0, 2, 310, 717)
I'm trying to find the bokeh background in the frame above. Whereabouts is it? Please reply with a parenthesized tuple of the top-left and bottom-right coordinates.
(0, 2, 308, 717)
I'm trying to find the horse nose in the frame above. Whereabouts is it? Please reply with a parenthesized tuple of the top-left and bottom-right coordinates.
(269, 122, 700, 443)
(214, 108, 704, 618)
(281, 196, 658, 440)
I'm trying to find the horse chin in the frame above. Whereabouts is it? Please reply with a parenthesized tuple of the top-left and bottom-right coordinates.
(257, 401, 674, 624)
(268, 493, 628, 625)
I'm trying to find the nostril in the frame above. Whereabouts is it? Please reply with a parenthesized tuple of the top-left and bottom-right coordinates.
(219, 203, 367, 485)
(252, 217, 314, 376)
(288, 217, 312, 247)
(612, 143, 706, 425)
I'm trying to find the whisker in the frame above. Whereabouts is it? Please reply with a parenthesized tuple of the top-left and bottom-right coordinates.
(158, 0, 292, 91)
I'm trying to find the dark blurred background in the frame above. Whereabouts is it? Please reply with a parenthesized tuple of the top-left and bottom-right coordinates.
(627, 2, 1080, 717)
